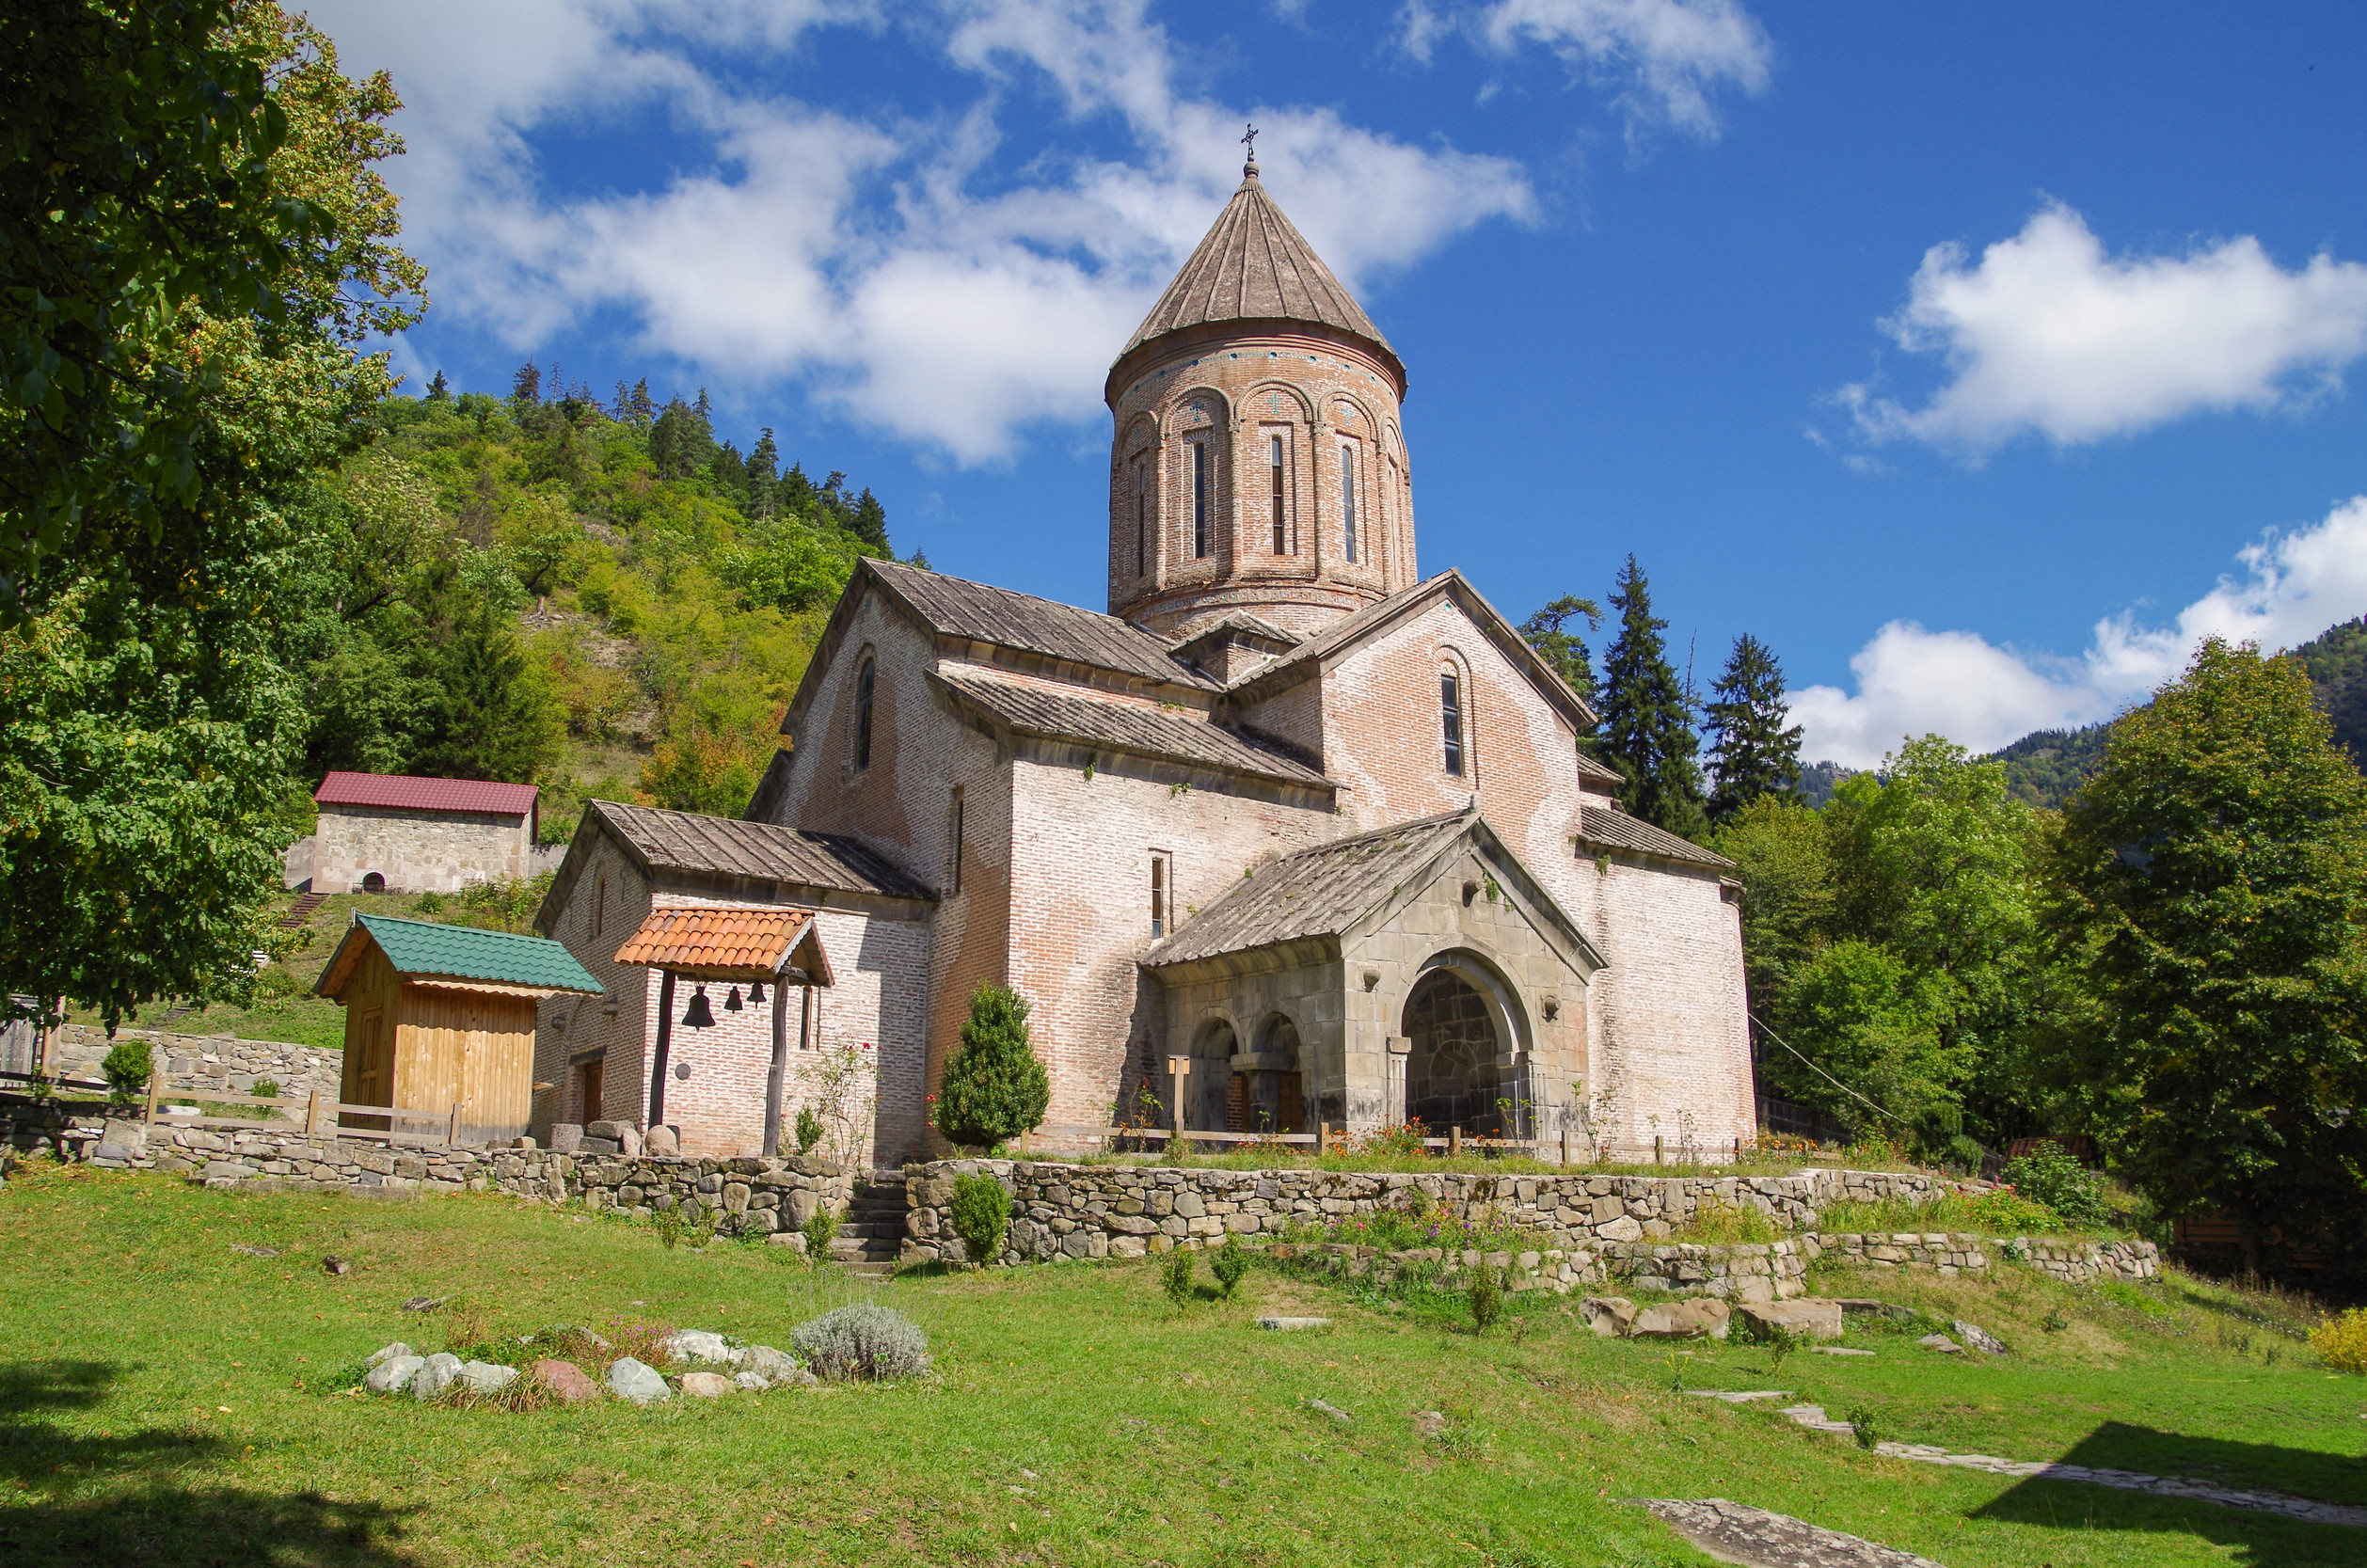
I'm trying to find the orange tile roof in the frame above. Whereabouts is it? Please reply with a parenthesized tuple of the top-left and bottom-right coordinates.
(611, 905, 827, 982)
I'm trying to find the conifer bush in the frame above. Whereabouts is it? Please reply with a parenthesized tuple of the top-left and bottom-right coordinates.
(950, 1173, 1011, 1270)
(1212, 1231, 1250, 1298)
(931, 984, 1049, 1150)
(1162, 1245, 1195, 1305)
(100, 1037, 152, 1103)
(794, 1104, 824, 1155)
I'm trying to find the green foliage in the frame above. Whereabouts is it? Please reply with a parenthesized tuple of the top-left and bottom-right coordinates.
(1987, 724, 2110, 810)
(2291, 615, 2367, 766)
(1754, 1320, 1802, 1370)
(1517, 594, 1601, 716)
(932, 984, 1050, 1150)
(949, 1173, 1012, 1270)
(1468, 1263, 1503, 1334)
(1847, 1407, 1880, 1449)
(1161, 1245, 1195, 1306)
(2311, 1308, 2367, 1374)
(1596, 556, 1709, 841)
(1212, 1231, 1250, 1299)
(1998, 1141, 2110, 1230)
(1704, 633, 1803, 824)
(802, 1204, 838, 1260)
(790, 1302, 930, 1380)
(794, 1105, 824, 1155)
(1710, 795, 1833, 1030)
(100, 1037, 153, 1098)
(2041, 639, 2367, 1275)
(251, 1078, 280, 1100)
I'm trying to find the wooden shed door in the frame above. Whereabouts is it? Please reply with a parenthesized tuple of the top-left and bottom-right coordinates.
(342, 1006, 390, 1132)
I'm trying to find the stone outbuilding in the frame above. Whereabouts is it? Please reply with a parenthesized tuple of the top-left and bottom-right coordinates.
(314, 913, 602, 1146)
(310, 771, 540, 895)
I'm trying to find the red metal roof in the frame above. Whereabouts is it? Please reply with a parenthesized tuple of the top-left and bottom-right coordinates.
(313, 771, 539, 817)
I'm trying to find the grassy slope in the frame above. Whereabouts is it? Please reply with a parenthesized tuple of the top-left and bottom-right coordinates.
(4, 1170, 2363, 1567)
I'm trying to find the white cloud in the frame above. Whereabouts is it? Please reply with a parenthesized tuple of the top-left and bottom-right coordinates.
(302, 0, 1534, 462)
(1844, 204, 2367, 453)
(1793, 495, 2367, 768)
(1417, 0, 1772, 138)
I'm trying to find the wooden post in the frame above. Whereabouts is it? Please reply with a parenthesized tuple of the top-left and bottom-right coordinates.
(1560, 1127, 1572, 1167)
(760, 974, 789, 1156)
(1450, 1124, 1461, 1156)
(1316, 1120, 1328, 1160)
(448, 1101, 464, 1148)
(1167, 1054, 1191, 1148)
(306, 1090, 325, 1140)
(647, 970, 676, 1129)
(1654, 1134, 1664, 1165)
(142, 1061, 162, 1127)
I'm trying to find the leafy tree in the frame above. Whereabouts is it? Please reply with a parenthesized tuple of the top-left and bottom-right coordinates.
(1596, 555, 1709, 842)
(1710, 795, 1833, 1028)
(1519, 594, 1602, 717)
(1704, 633, 1802, 823)
(1771, 939, 1959, 1145)
(932, 983, 1051, 1150)
(2041, 639, 2367, 1275)
(1, 5, 420, 1029)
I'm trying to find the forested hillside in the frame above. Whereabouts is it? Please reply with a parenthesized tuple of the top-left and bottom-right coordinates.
(294, 372, 899, 842)
(2293, 614, 2367, 764)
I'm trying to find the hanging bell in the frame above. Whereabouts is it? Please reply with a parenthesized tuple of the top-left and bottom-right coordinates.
(748, 980, 766, 1004)
(681, 986, 717, 1029)
(724, 986, 743, 1012)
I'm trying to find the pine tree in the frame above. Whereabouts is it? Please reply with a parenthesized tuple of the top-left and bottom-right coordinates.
(629, 377, 655, 428)
(509, 359, 541, 406)
(745, 428, 780, 518)
(1520, 594, 1602, 725)
(425, 369, 451, 403)
(409, 599, 561, 784)
(849, 487, 889, 552)
(932, 984, 1051, 1150)
(1705, 633, 1803, 823)
(1597, 555, 1709, 842)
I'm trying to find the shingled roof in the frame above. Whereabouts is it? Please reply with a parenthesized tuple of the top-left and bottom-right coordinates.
(314, 771, 538, 817)
(1575, 804, 1732, 869)
(610, 904, 833, 985)
(580, 800, 932, 902)
(866, 559, 1215, 691)
(1117, 166, 1402, 388)
(1146, 813, 1466, 966)
(935, 672, 1329, 789)
(316, 913, 602, 999)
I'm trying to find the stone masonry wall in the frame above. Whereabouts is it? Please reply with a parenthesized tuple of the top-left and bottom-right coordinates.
(898, 1159, 1962, 1266)
(311, 802, 532, 895)
(48, 1025, 341, 1101)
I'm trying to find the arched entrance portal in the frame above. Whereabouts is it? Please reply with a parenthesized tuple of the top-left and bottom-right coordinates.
(1403, 969, 1508, 1136)
(1185, 1020, 1236, 1132)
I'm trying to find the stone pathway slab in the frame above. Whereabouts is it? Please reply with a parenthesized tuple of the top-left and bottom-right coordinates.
(1635, 1497, 1947, 1567)
(1687, 1389, 1794, 1404)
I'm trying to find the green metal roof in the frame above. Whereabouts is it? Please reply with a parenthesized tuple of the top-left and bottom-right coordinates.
(327, 913, 602, 994)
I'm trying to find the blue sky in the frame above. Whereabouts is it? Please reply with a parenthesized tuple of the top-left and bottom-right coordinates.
(304, 1, 2367, 767)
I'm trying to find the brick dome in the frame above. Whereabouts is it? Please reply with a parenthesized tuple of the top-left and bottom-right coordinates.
(1106, 162, 1418, 640)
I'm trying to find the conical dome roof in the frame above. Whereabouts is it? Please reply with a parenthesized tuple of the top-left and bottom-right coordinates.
(1115, 166, 1403, 388)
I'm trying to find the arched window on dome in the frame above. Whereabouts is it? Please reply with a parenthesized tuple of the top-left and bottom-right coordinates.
(1133, 454, 1149, 578)
(1440, 666, 1465, 778)
(1191, 439, 1210, 558)
(1340, 441, 1358, 564)
(1268, 434, 1287, 554)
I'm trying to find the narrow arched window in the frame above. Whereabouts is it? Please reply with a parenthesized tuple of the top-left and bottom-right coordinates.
(1269, 435, 1287, 554)
(854, 658, 876, 769)
(1191, 441, 1209, 559)
(1441, 670, 1464, 777)
(1134, 458, 1147, 577)
(1341, 444, 1358, 563)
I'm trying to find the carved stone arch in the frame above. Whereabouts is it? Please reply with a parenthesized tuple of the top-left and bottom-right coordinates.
(1244, 381, 1316, 423)
(1167, 386, 1234, 568)
(1402, 944, 1534, 1138)
(1184, 1012, 1243, 1132)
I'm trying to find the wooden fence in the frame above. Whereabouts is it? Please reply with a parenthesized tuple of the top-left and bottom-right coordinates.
(0, 1070, 468, 1151)
(1012, 1122, 1786, 1167)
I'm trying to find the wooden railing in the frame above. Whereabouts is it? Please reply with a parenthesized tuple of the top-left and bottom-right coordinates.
(1011, 1122, 1768, 1166)
(137, 1076, 469, 1148)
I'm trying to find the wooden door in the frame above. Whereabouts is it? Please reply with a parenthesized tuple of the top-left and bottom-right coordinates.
(578, 1056, 604, 1125)
(342, 1006, 389, 1132)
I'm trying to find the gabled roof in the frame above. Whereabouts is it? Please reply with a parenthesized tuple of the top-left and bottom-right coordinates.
(1144, 806, 1602, 973)
(1224, 569, 1598, 733)
(1576, 751, 1625, 784)
(935, 671, 1330, 789)
(579, 800, 932, 901)
(314, 771, 538, 817)
(1576, 803, 1732, 869)
(611, 904, 834, 986)
(864, 558, 1215, 691)
(315, 913, 601, 999)
(1116, 166, 1403, 390)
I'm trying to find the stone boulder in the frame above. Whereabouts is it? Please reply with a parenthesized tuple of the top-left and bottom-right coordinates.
(412, 1352, 462, 1400)
(364, 1354, 424, 1393)
(1916, 1333, 1963, 1354)
(1953, 1319, 2008, 1355)
(530, 1359, 602, 1403)
(1597, 1215, 1645, 1243)
(664, 1328, 735, 1367)
(1580, 1297, 1639, 1338)
(364, 1341, 412, 1369)
(548, 1124, 584, 1153)
(732, 1370, 770, 1393)
(643, 1125, 679, 1157)
(677, 1371, 733, 1399)
(739, 1346, 804, 1386)
(607, 1356, 670, 1404)
(458, 1361, 517, 1395)
(1737, 1299, 1844, 1341)
(1632, 1299, 1732, 1339)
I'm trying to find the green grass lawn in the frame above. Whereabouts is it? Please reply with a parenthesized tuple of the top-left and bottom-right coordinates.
(3, 1164, 2361, 1567)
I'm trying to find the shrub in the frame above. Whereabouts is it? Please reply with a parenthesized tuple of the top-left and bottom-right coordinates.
(803, 1204, 839, 1260)
(1755, 1321, 1802, 1370)
(2311, 1308, 2367, 1374)
(1963, 1190, 2060, 1234)
(792, 1303, 930, 1380)
(250, 1078, 280, 1101)
(1212, 1231, 1250, 1299)
(1469, 1264, 1503, 1334)
(255, 964, 299, 1000)
(1999, 1142, 2111, 1230)
(795, 1104, 824, 1155)
(1675, 1200, 1779, 1244)
(1847, 1407, 1881, 1449)
(100, 1038, 152, 1101)
(931, 984, 1050, 1150)
(1162, 1245, 1195, 1305)
(949, 1173, 1011, 1269)
(414, 890, 446, 914)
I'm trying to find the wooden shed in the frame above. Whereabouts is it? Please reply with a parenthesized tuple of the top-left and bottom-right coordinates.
(316, 913, 602, 1146)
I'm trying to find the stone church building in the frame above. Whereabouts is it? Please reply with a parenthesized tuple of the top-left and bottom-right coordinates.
(535, 156, 1750, 1164)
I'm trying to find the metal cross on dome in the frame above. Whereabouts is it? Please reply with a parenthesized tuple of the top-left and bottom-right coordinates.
(1241, 123, 1259, 162)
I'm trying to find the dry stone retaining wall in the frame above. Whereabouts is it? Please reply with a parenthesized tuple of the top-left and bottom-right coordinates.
(897, 1159, 1965, 1266)
(47, 1025, 341, 1101)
